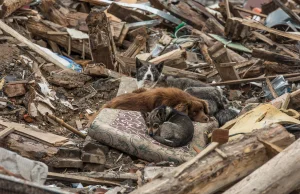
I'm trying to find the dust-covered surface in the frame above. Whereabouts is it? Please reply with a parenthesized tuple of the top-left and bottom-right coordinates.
(1, 0, 300, 193)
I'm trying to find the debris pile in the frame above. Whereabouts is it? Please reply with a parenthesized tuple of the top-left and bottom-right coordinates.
(1, 0, 300, 193)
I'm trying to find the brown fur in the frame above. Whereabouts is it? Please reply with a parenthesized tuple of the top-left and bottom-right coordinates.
(103, 87, 209, 122)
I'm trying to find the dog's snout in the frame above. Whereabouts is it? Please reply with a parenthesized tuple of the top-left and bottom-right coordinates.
(147, 74, 151, 79)
(204, 116, 209, 122)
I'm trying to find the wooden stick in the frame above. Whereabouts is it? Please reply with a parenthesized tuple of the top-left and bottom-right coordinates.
(48, 172, 120, 186)
(0, 127, 14, 139)
(210, 72, 300, 86)
(225, 0, 232, 19)
(266, 77, 278, 98)
(241, 59, 260, 78)
(46, 113, 87, 138)
(0, 20, 68, 70)
(215, 148, 228, 159)
(193, 145, 202, 153)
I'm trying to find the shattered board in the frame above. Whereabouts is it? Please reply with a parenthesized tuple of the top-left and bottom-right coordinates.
(88, 108, 218, 164)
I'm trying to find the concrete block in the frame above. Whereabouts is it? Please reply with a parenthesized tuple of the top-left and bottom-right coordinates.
(116, 77, 138, 96)
(0, 148, 48, 184)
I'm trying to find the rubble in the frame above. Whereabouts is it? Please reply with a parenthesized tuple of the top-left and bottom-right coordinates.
(1, 0, 300, 193)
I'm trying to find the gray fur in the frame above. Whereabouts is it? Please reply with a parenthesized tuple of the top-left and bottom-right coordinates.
(185, 87, 237, 126)
(157, 75, 210, 90)
(142, 106, 194, 147)
(185, 87, 227, 115)
(214, 108, 239, 126)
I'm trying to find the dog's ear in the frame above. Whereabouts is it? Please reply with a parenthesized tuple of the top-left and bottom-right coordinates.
(201, 100, 209, 115)
(174, 103, 189, 114)
(156, 61, 164, 73)
(141, 111, 149, 121)
(136, 58, 143, 70)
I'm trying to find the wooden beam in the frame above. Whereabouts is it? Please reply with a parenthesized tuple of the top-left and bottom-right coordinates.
(229, 17, 300, 41)
(26, 19, 90, 58)
(149, 49, 186, 64)
(130, 125, 294, 194)
(0, 20, 68, 70)
(208, 42, 240, 81)
(86, 10, 115, 70)
(48, 172, 121, 186)
(252, 48, 300, 66)
(224, 138, 300, 194)
(107, 2, 152, 23)
(233, 6, 267, 18)
(0, 0, 32, 18)
(252, 31, 299, 58)
(210, 72, 300, 86)
(0, 127, 14, 139)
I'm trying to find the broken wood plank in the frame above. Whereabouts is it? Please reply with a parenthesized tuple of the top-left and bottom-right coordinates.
(38, 0, 69, 26)
(208, 42, 240, 81)
(86, 11, 115, 70)
(26, 19, 90, 57)
(0, 127, 14, 139)
(149, 49, 186, 65)
(229, 17, 300, 41)
(110, 21, 126, 40)
(210, 72, 300, 86)
(117, 20, 159, 45)
(46, 113, 87, 139)
(149, 0, 211, 29)
(84, 63, 124, 78)
(72, 172, 138, 181)
(107, 2, 152, 23)
(225, 17, 250, 41)
(252, 31, 299, 58)
(0, 0, 32, 18)
(199, 42, 214, 66)
(82, 0, 181, 25)
(233, 6, 267, 18)
(130, 124, 294, 194)
(122, 35, 146, 58)
(252, 48, 300, 66)
(224, 137, 300, 194)
(266, 77, 279, 99)
(0, 20, 68, 70)
(48, 172, 121, 186)
(205, 18, 225, 36)
(128, 27, 147, 41)
(0, 120, 68, 146)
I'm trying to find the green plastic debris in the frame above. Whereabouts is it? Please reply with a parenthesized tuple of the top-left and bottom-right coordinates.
(209, 34, 252, 53)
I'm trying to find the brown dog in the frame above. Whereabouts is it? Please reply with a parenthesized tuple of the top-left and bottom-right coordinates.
(103, 87, 209, 122)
